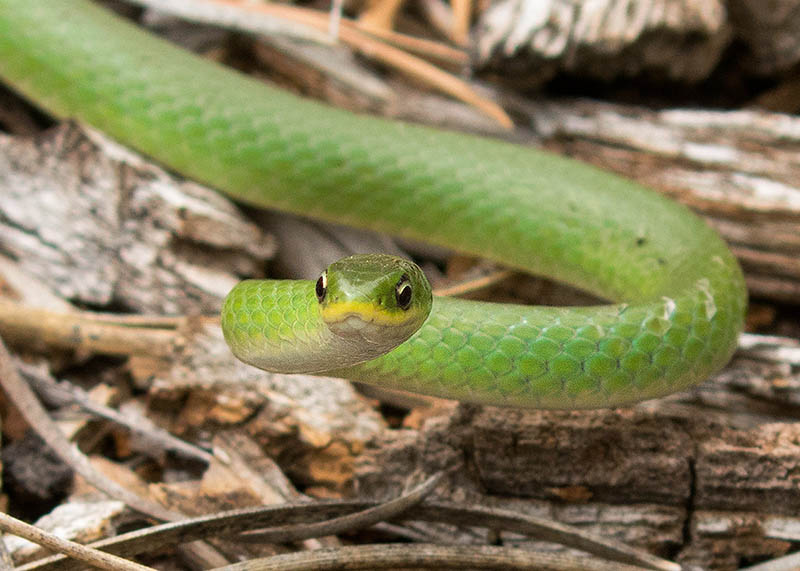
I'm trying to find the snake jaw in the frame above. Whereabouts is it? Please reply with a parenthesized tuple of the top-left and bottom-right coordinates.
(327, 313, 389, 344)
(323, 299, 424, 346)
(325, 306, 421, 346)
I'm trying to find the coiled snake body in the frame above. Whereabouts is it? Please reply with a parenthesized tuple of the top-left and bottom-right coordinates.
(0, 0, 747, 408)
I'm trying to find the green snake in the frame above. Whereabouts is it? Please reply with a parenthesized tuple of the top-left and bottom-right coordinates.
(0, 0, 747, 408)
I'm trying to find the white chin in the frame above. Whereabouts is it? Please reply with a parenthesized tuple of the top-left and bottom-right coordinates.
(328, 314, 385, 343)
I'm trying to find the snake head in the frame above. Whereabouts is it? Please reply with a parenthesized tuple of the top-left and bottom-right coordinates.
(317, 254, 432, 348)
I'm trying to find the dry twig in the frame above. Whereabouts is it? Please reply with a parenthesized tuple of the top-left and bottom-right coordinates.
(0, 300, 180, 358)
(237, 472, 445, 543)
(0, 512, 155, 571)
(212, 543, 652, 571)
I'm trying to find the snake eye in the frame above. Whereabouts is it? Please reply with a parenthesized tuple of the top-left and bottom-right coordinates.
(316, 272, 327, 302)
(395, 275, 412, 310)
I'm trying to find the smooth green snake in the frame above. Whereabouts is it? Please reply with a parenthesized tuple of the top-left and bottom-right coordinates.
(0, 0, 747, 408)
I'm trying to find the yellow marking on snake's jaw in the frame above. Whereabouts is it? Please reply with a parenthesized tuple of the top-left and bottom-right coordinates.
(321, 300, 413, 327)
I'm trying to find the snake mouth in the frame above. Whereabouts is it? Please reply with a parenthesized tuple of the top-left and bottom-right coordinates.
(324, 307, 419, 346)
(327, 313, 388, 342)
(321, 300, 412, 327)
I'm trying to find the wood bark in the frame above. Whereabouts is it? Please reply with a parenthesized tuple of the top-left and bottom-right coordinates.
(0, 123, 274, 313)
(474, 0, 800, 83)
(475, 0, 730, 83)
(727, 0, 800, 73)
(521, 99, 800, 303)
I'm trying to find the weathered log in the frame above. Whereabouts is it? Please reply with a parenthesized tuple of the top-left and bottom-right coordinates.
(0, 123, 274, 313)
(354, 338, 800, 569)
(474, 0, 800, 83)
(475, 0, 730, 83)
(521, 100, 800, 303)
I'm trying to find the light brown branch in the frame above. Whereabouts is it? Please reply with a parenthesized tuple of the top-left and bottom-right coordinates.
(0, 300, 180, 358)
(0, 512, 155, 571)
(210, 543, 652, 571)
